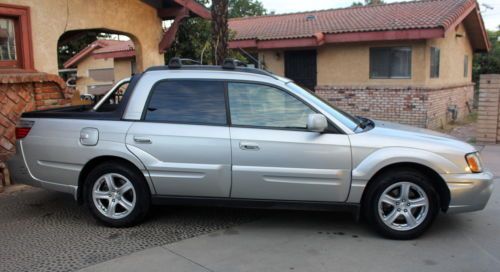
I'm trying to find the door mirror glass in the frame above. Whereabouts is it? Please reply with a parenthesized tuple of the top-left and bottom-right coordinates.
(307, 114, 328, 132)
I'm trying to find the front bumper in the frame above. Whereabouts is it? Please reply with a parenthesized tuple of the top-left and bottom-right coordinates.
(442, 171, 495, 213)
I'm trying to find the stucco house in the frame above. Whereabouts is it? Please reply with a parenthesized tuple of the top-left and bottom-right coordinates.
(63, 40, 136, 97)
(229, 0, 490, 129)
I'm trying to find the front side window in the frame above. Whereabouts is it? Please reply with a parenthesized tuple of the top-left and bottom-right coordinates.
(145, 80, 227, 125)
(228, 82, 314, 129)
(430, 47, 440, 78)
(0, 17, 18, 66)
(370, 47, 412, 79)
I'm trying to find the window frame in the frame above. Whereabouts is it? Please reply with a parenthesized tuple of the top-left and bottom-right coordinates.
(0, 3, 34, 71)
(369, 46, 412, 79)
(430, 47, 440, 78)
(141, 79, 229, 127)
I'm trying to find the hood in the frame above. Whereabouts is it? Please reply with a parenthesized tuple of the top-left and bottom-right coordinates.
(365, 120, 477, 154)
(374, 120, 455, 139)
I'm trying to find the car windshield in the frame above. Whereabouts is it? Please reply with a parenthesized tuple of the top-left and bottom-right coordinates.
(286, 82, 362, 132)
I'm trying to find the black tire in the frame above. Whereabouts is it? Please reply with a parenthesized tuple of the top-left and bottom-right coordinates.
(84, 162, 151, 227)
(363, 168, 440, 240)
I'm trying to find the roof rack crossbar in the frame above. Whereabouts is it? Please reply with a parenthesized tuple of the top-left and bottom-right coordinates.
(168, 57, 202, 69)
(222, 58, 247, 69)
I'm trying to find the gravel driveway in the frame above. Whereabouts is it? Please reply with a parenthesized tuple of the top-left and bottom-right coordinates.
(0, 187, 261, 272)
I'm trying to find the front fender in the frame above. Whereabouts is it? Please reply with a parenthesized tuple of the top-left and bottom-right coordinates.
(353, 147, 463, 180)
(347, 147, 463, 203)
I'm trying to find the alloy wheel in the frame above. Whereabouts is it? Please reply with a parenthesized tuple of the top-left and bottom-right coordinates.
(377, 181, 429, 231)
(92, 173, 136, 219)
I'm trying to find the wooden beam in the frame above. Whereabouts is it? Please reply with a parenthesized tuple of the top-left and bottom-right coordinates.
(158, 12, 189, 53)
(157, 7, 189, 20)
(172, 0, 211, 19)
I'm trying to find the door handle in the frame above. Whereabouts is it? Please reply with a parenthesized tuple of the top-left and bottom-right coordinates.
(239, 142, 260, 151)
(133, 136, 152, 144)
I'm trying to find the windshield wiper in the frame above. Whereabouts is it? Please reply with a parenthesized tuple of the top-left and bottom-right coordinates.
(353, 117, 374, 132)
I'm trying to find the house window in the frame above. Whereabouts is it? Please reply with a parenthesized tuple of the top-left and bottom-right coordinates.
(430, 47, 440, 78)
(0, 18, 18, 66)
(0, 4, 33, 70)
(88, 68, 114, 82)
(464, 55, 469, 78)
(370, 47, 412, 79)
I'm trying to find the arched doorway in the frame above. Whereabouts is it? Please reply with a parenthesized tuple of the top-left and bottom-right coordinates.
(57, 29, 138, 102)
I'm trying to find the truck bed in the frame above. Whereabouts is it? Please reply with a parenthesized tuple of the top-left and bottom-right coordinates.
(21, 74, 140, 120)
(22, 104, 124, 120)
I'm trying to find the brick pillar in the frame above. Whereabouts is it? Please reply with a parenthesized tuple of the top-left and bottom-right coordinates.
(477, 74, 500, 143)
(0, 72, 74, 186)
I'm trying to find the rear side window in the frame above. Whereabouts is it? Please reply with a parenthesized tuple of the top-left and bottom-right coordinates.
(144, 80, 227, 125)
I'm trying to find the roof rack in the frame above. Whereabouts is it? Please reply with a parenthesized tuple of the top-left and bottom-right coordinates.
(146, 57, 279, 80)
(222, 58, 247, 69)
(168, 57, 201, 68)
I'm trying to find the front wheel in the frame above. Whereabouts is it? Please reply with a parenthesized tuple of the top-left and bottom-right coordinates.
(364, 169, 440, 239)
(84, 162, 150, 227)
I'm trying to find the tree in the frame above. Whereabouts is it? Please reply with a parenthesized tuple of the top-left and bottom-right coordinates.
(351, 0, 385, 6)
(165, 0, 267, 64)
(211, 0, 229, 65)
(229, 0, 266, 18)
(473, 28, 500, 83)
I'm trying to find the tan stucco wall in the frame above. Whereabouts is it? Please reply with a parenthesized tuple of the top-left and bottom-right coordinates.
(114, 58, 133, 82)
(426, 23, 473, 87)
(317, 41, 428, 86)
(75, 56, 113, 95)
(2, 0, 164, 74)
(259, 23, 474, 88)
(259, 50, 285, 76)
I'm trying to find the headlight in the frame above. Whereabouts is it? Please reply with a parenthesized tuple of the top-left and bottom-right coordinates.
(465, 152, 483, 173)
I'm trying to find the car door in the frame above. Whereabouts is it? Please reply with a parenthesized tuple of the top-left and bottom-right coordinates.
(228, 82, 352, 202)
(126, 80, 232, 197)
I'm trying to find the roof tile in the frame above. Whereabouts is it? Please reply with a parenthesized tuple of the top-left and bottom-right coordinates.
(229, 0, 476, 41)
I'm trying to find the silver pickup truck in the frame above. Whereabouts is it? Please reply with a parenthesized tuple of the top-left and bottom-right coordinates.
(8, 59, 494, 239)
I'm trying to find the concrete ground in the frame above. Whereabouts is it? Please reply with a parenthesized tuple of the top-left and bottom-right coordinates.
(77, 145, 500, 272)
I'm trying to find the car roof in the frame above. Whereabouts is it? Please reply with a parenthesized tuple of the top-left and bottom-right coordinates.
(144, 65, 291, 84)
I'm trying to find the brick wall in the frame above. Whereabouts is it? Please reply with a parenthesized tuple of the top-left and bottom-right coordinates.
(426, 84, 474, 129)
(315, 84, 474, 129)
(0, 73, 73, 161)
(477, 74, 500, 143)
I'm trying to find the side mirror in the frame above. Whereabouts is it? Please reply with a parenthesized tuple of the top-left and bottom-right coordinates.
(307, 114, 328, 133)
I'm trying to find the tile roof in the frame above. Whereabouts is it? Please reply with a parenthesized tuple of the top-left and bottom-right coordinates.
(63, 40, 135, 68)
(93, 40, 134, 54)
(229, 0, 477, 41)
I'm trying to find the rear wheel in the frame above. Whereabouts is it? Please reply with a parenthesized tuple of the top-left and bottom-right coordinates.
(364, 169, 439, 239)
(84, 162, 150, 227)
